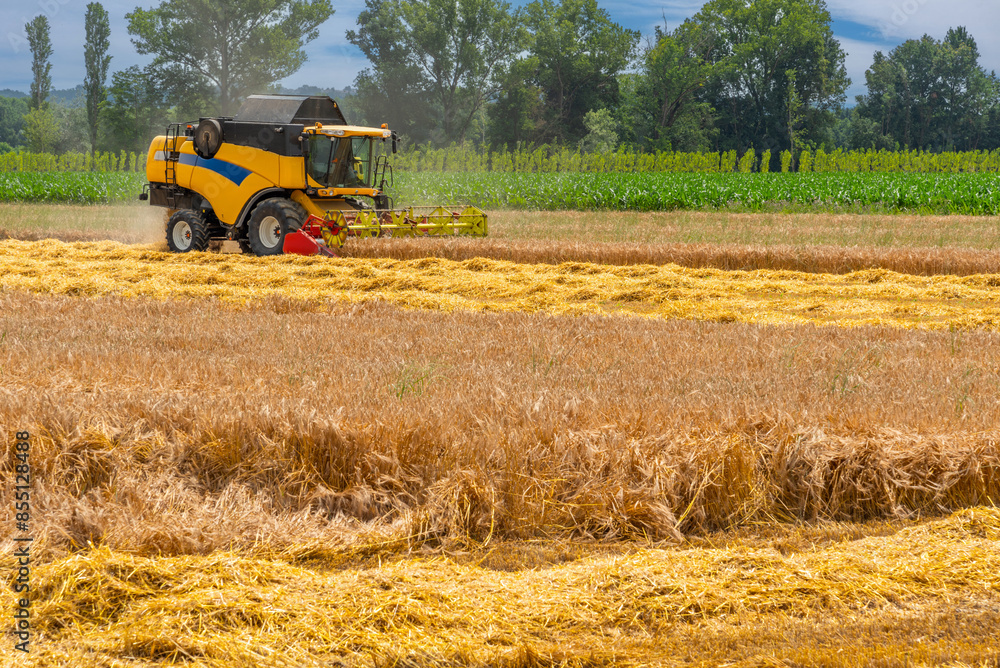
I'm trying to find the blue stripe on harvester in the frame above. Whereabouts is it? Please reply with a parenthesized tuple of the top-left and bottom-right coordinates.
(177, 153, 252, 187)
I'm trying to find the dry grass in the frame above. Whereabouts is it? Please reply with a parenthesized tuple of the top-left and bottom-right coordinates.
(0, 203, 162, 244)
(6, 203, 1000, 277)
(6, 508, 999, 666)
(20, 204, 1000, 249)
(486, 209, 1000, 250)
(4, 202, 1000, 664)
(5, 239, 1000, 329)
(3, 291, 1000, 565)
(343, 237, 1000, 277)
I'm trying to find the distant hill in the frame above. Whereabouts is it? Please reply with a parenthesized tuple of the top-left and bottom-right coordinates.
(0, 86, 85, 107)
(51, 86, 85, 107)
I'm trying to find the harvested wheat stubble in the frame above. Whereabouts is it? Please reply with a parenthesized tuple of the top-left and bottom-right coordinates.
(341, 236, 1000, 277)
(0, 202, 163, 244)
(485, 209, 1000, 250)
(5, 239, 1000, 329)
(3, 293, 1000, 666)
(3, 292, 1000, 562)
(6, 508, 1000, 667)
(8, 204, 1000, 276)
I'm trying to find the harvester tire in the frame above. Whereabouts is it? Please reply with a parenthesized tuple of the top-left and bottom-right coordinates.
(247, 198, 306, 256)
(166, 209, 211, 253)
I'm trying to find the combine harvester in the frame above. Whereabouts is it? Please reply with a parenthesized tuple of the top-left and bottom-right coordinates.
(141, 94, 487, 256)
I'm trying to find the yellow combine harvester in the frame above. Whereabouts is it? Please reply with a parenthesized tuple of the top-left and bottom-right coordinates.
(141, 94, 487, 256)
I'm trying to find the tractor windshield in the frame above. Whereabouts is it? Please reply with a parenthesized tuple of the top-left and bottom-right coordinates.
(307, 135, 373, 189)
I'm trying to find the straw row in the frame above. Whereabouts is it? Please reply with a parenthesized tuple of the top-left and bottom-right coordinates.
(5, 239, 1000, 329)
(10, 508, 1000, 666)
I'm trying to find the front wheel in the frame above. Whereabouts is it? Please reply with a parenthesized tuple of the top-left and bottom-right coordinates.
(166, 209, 211, 252)
(246, 198, 306, 256)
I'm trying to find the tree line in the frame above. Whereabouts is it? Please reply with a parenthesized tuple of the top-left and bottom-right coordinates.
(0, 0, 334, 157)
(354, 0, 1000, 165)
(2, 0, 999, 167)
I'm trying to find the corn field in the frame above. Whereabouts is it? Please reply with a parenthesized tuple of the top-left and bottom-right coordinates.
(0, 172, 145, 204)
(6, 145, 1000, 175)
(4, 170, 1000, 213)
(400, 172, 1000, 215)
(0, 150, 145, 173)
(394, 144, 1000, 174)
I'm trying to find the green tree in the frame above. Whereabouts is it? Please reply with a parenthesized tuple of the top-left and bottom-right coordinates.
(102, 65, 170, 154)
(694, 0, 848, 153)
(641, 21, 717, 150)
(54, 104, 90, 154)
(855, 28, 999, 150)
(22, 107, 59, 153)
(126, 0, 334, 116)
(349, 0, 525, 145)
(0, 97, 30, 147)
(84, 2, 112, 157)
(520, 0, 639, 144)
(347, 0, 432, 141)
(485, 75, 547, 148)
(25, 15, 53, 110)
(580, 107, 617, 153)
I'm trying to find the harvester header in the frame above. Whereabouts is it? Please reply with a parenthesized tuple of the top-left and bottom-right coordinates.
(140, 94, 487, 256)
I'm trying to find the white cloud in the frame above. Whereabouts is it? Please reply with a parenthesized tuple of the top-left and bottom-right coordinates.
(836, 36, 896, 99)
(826, 0, 1000, 94)
(826, 0, 998, 41)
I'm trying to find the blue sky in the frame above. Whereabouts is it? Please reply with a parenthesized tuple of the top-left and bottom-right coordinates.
(0, 0, 995, 100)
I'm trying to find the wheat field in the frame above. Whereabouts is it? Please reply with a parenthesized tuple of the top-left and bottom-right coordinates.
(5, 239, 1000, 330)
(2, 204, 1000, 666)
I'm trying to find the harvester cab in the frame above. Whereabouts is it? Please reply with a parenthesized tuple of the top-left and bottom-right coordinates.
(142, 94, 486, 256)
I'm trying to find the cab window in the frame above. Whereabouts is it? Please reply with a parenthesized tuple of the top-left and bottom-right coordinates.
(307, 135, 373, 188)
(307, 135, 333, 186)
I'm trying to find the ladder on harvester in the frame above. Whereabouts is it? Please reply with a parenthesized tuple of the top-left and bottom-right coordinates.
(373, 154, 395, 209)
(162, 123, 184, 207)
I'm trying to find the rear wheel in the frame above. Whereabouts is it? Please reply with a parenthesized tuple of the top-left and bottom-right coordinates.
(247, 198, 306, 256)
(166, 209, 211, 252)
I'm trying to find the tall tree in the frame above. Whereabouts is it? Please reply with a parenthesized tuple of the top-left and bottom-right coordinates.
(349, 0, 525, 145)
(525, 0, 638, 144)
(102, 65, 170, 154)
(693, 0, 848, 153)
(126, 0, 334, 116)
(22, 107, 58, 153)
(84, 2, 112, 157)
(855, 28, 998, 151)
(487, 0, 638, 148)
(25, 15, 53, 110)
(641, 20, 717, 150)
(348, 0, 433, 141)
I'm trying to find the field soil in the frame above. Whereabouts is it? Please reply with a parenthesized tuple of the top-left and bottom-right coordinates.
(1, 204, 999, 666)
